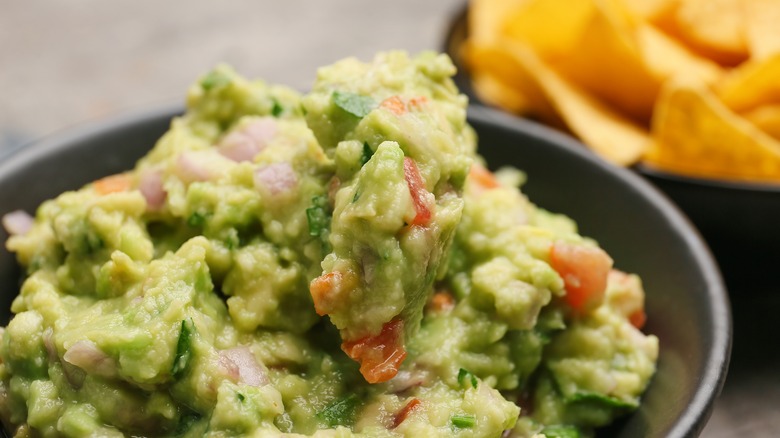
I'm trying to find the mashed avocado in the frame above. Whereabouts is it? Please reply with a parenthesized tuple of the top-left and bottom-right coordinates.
(0, 52, 658, 438)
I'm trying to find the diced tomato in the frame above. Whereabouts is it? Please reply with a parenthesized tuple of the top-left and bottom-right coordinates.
(629, 309, 647, 329)
(469, 163, 500, 189)
(342, 319, 407, 384)
(93, 173, 132, 195)
(310, 271, 357, 316)
(407, 96, 428, 110)
(380, 96, 406, 116)
(426, 291, 455, 314)
(391, 398, 421, 429)
(403, 157, 432, 226)
(549, 242, 613, 315)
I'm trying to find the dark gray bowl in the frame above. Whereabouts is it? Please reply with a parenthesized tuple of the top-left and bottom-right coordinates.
(0, 104, 730, 437)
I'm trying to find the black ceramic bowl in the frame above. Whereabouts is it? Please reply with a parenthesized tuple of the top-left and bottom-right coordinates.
(443, 7, 780, 284)
(0, 105, 730, 437)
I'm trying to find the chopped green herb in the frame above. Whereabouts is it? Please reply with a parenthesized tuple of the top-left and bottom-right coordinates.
(187, 211, 208, 228)
(360, 142, 374, 166)
(200, 70, 230, 91)
(450, 414, 476, 429)
(541, 425, 581, 438)
(271, 98, 284, 117)
(352, 191, 360, 203)
(316, 394, 361, 427)
(172, 319, 195, 378)
(237, 392, 245, 402)
(333, 91, 376, 118)
(174, 411, 202, 435)
(457, 368, 478, 389)
(306, 195, 330, 237)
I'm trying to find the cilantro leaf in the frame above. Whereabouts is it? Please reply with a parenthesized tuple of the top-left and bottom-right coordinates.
(457, 368, 478, 389)
(172, 318, 195, 378)
(316, 394, 361, 427)
(450, 414, 475, 429)
(333, 91, 376, 118)
(360, 142, 375, 167)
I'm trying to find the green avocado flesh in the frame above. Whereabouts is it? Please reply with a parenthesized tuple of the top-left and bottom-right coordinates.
(0, 52, 658, 438)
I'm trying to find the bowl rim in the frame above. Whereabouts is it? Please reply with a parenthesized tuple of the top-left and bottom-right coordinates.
(0, 103, 732, 438)
(443, 4, 780, 194)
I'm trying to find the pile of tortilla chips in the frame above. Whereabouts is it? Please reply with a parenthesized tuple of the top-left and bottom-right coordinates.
(464, 0, 780, 183)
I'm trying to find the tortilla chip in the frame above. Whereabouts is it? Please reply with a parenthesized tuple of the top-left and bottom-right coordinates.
(673, 0, 748, 65)
(468, 0, 530, 43)
(464, 42, 562, 125)
(551, 0, 660, 123)
(496, 42, 649, 165)
(470, 71, 533, 115)
(715, 53, 780, 113)
(501, 0, 593, 58)
(621, 0, 678, 23)
(742, 105, 780, 141)
(636, 24, 722, 84)
(646, 80, 780, 182)
(744, 0, 780, 60)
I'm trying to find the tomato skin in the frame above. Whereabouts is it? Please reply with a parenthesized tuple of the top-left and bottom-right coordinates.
(629, 309, 647, 329)
(403, 157, 432, 226)
(342, 319, 407, 384)
(391, 398, 421, 428)
(309, 270, 358, 316)
(549, 242, 613, 315)
(94, 173, 132, 195)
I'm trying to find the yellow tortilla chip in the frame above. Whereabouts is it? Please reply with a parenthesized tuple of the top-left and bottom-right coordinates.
(744, 0, 780, 60)
(636, 24, 722, 84)
(673, 0, 748, 65)
(501, 0, 593, 58)
(551, 0, 660, 123)
(464, 42, 562, 125)
(468, 0, 529, 43)
(470, 71, 533, 115)
(715, 53, 780, 113)
(646, 80, 780, 182)
(742, 105, 780, 141)
(620, 0, 678, 23)
(491, 41, 649, 165)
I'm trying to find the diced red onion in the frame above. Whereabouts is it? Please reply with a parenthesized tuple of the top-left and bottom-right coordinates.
(244, 118, 277, 144)
(175, 152, 212, 183)
(2, 210, 33, 236)
(253, 162, 297, 196)
(219, 347, 268, 387)
(63, 340, 117, 378)
(218, 118, 277, 162)
(43, 328, 58, 362)
(139, 169, 166, 211)
(385, 368, 432, 393)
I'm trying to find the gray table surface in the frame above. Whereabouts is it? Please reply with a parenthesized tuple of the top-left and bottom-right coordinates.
(0, 1, 775, 436)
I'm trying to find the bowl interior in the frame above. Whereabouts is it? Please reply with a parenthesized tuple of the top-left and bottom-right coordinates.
(0, 105, 730, 437)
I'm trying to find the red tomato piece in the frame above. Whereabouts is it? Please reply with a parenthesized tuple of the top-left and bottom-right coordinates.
(403, 157, 432, 226)
(391, 398, 421, 429)
(549, 242, 613, 315)
(380, 96, 407, 115)
(469, 163, 501, 189)
(342, 319, 407, 384)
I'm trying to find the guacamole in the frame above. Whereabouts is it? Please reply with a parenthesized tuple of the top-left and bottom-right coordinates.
(0, 52, 658, 438)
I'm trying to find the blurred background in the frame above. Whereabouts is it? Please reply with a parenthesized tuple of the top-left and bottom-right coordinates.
(0, 0, 462, 151)
(0, 1, 775, 436)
